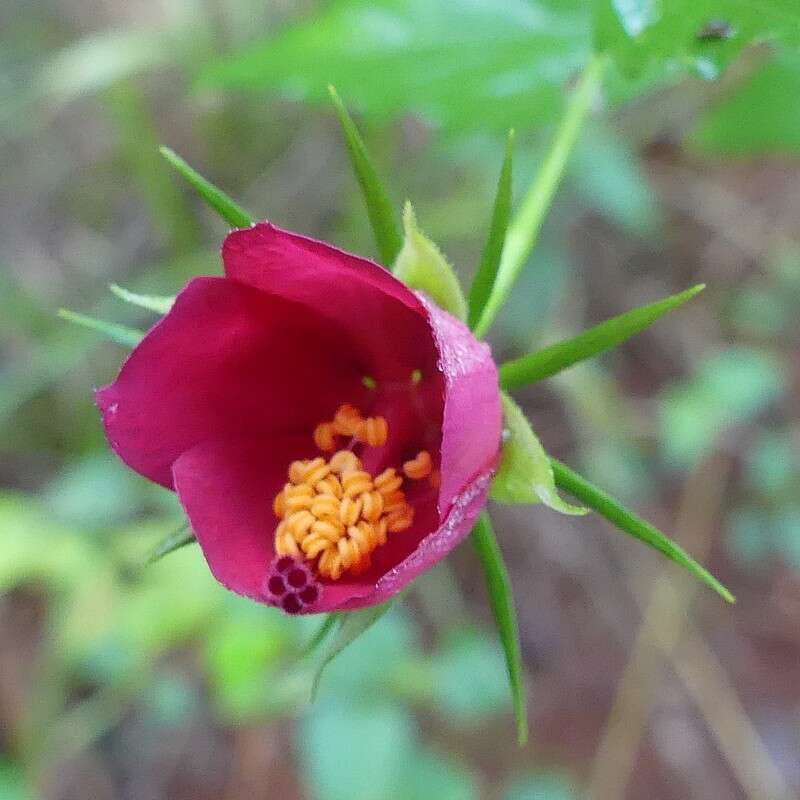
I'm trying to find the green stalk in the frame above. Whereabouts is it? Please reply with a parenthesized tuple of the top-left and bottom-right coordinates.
(473, 54, 606, 338)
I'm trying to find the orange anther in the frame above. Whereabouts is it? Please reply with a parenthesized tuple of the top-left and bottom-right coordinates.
(374, 468, 403, 496)
(319, 548, 343, 580)
(335, 537, 355, 570)
(304, 458, 331, 486)
(342, 470, 373, 497)
(332, 403, 363, 436)
(284, 482, 312, 499)
(288, 460, 310, 484)
(273, 490, 286, 518)
(429, 469, 441, 489)
(360, 490, 384, 523)
(316, 475, 343, 498)
(403, 450, 432, 480)
(273, 410, 422, 582)
(310, 495, 340, 520)
(339, 496, 363, 527)
(275, 522, 301, 557)
(285, 510, 315, 540)
(313, 421, 337, 452)
(387, 505, 414, 533)
(285, 492, 314, 512)
(301, 534, 331, 560)
(347, 522, 372, 552)
(329, 449, 361, 475)
(356, 416, 388, 447)
(311, 518, 345, 543)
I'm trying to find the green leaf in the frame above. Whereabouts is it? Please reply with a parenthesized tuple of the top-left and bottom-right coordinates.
(499, 284, 704, 390)
(57, 309, 144, 347)
(110, 284, 175, 315)
(328, 86, 402, 266)
(594, 0, 800, 79)
(199, 0, 590, 135)
(468, 130, 514, 330)
(159, 146, 252, 229)
(550, 458, 735, 603)
(473, 53, 606, 337)
(393, 202, 468, 320)
(492, 392, 588, 515)
(608, 0, 660, 37)
(143, 524, 196, 565)
(311, 600, 396, 699)
(471, 513, 528, 745)
(691, 52, 800, 155)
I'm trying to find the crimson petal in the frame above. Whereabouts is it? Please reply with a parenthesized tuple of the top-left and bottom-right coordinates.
(97, 277, 368, 488)
(223, 223, 437, 384)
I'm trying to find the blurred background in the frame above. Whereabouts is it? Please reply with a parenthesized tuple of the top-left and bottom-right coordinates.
(1, 1, 799, 798)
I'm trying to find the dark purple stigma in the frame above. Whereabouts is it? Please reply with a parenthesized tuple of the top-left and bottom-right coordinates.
(262, 556, 321, 614)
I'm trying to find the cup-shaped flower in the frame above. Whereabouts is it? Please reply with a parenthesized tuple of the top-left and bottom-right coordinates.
(97, 223, 502, 613)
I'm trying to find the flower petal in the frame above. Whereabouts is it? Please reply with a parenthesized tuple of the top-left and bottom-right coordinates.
(419, 296, 502, 514)
(222, 223, 438, 383)
(172, 435, 308, 600)
(97, 277, 368, 488)
(172, 433, 491, 613)
(338, 467, 496, 611)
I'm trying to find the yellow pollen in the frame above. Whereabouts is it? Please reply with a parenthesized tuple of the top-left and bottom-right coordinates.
(273, 404, 433, 581)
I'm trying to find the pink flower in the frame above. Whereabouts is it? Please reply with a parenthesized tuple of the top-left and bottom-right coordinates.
(97, 223, 502, 613)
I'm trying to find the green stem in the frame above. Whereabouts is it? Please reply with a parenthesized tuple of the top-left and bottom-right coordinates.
(473, 54, 606, 338)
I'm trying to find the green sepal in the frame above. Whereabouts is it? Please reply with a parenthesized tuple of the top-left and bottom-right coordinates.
(299, 613, 340, 660)
(110, 283, 175, 315)
(58, 309, 144, 348)
(159, 146, 252, 229)
(471, 512, 528, 745)
(473, 54, 607, 338)
(143, 523, 196, 566)
(328, 85, 402, 266)
(393, 202, 468, 321)
(499, 284, 705, 390)
(492, 392, 588, 514)
(468, 129, 514, 330)
(551, 458, 735, 603)
(310, 600, 396, 700)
